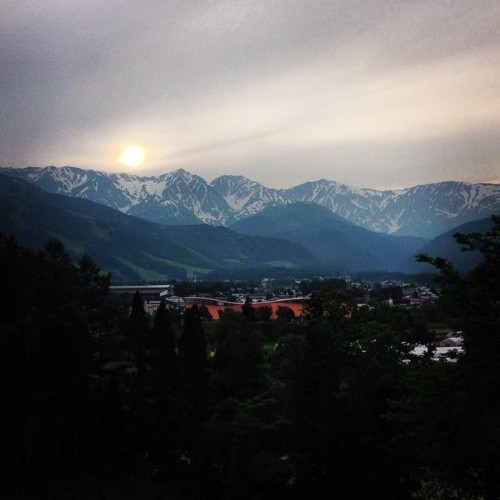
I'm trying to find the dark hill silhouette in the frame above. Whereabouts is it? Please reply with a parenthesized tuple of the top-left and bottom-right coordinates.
(407, 216, 496, 273)
(230, 202, 428, 272)
(0, 175, 318, 282)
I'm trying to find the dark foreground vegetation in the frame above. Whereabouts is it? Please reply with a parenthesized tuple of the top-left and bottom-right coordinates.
(1, 216, 499, 499)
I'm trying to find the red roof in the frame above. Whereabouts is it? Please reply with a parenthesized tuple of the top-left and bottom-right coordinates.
(185, 297, 306, 320)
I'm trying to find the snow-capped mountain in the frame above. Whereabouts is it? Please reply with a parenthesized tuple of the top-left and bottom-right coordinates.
(286, 179, 500, 237)
(2, 166, 499, 238)
(211, 175, 288, 220)
(3, 166, 233, 225)
(124, 169, 232, 226)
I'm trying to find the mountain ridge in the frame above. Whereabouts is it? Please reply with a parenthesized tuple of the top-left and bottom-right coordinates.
(230, 202, 429, 272)
(0, 174, 319, 282)
(0, 174, 490, 278)
(2, 166, 499, 239)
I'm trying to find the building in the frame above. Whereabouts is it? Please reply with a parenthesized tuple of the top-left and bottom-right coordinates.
(109, 284, 178, 314)
(439, 336, 463, 348)
(109, 284, 174, 301)
(184, 296, 308, 320)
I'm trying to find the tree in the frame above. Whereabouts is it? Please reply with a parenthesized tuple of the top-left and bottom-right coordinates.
(151, 299, 179, 462)
(241, 296, 255, 321)
(276, 305, 295, 322)
(0, 238, 96, 496)
(288, 314, 411, 498)
(197, 394, 292, 499)
(256, 305, 273, 322)
(77, 253, 110, 310)
(410, 215, 500, 498)
(211, 311, 266, 401)
(152, 299, 177, 389)
(179, 306, 208, 389)
(196, 311, 288, 498)
(178, 305, 209, 447)
(304, 289, 354, 331)
(198, 303, 213, 321)
(128, 291, 149, 411)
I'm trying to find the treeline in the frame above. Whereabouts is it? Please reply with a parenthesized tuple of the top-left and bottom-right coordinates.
(0, 217, 499, 499)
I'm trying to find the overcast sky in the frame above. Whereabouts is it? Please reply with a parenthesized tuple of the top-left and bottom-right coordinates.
(1, 0, 499, 189)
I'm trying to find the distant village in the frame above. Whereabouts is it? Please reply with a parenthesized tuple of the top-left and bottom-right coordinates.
(110, 276, 440, 317)
(110, 277, 462, 362)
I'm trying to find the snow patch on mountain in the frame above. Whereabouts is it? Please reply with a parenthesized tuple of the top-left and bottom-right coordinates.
(1, 166, 499, 239)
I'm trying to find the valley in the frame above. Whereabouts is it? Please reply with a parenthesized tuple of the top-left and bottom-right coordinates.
(0, 169, 497, 282)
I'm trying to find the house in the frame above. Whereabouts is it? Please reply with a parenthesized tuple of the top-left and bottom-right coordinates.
(439, 336, 463, 348)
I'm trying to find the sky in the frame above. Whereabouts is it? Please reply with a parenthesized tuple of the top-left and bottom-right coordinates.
(1, 0, 499, 190)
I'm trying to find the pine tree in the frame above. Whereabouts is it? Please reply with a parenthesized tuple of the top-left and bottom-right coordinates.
(211, 310, 265, 400)
(127, 291, 149, 422)
(149, 299, 179, 463)
(153, 299, 177, 389)
(178, 305, 209, 447)
(0, 238, 93, 496)
(178, 305, 208, 395)
(241, 296, 255, 321)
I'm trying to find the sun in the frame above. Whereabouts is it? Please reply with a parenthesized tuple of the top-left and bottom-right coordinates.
(118, 145, 146, 168)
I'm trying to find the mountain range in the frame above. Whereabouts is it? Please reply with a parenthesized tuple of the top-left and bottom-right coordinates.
(0, 167, 497, 281)
(0, 174, 318, 282)
(2, 166, 499, 239)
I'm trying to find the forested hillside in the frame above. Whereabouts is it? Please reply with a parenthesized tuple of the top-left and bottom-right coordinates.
(0, 174, 319, 281)
(3, 166, 499, 238)
(230, 202, 428, 272)
(1, 217, 499, 499)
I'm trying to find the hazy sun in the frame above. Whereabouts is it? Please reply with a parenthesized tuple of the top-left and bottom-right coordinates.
(118, 145, 146, 168)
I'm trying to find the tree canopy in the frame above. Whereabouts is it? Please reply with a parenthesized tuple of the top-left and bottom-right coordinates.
(1, 218, 499, 498)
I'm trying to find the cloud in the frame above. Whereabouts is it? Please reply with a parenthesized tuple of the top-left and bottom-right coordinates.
(1, 0, 499, 189)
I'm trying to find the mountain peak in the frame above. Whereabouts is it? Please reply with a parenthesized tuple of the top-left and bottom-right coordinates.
(1, 165, 499, 239)
(169, 168, 193, 180)
(212, 174, 259, 189)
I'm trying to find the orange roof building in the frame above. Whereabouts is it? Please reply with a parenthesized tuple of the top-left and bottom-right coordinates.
(184, 296, 308, 320)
